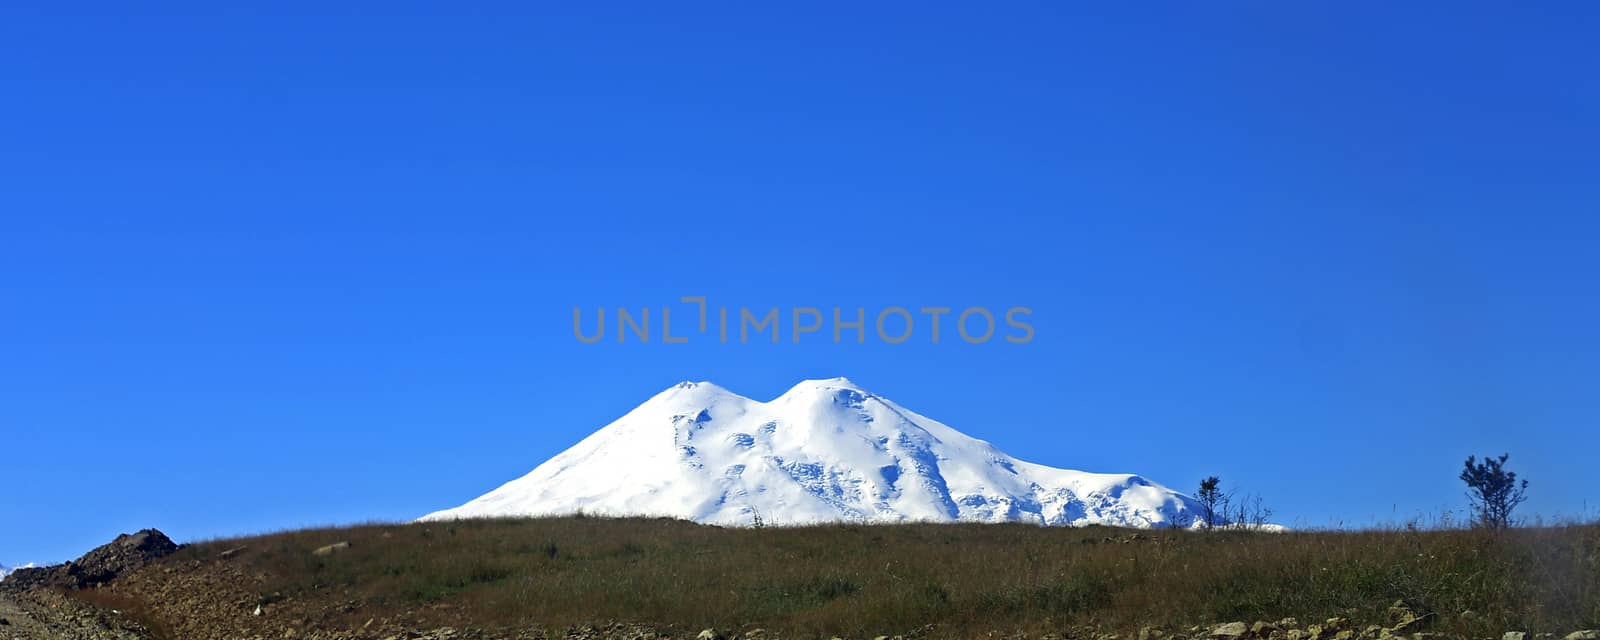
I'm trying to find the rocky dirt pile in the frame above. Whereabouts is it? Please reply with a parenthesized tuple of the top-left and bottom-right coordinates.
(0, 586, 153, 639)
(1, 529, 179, 592)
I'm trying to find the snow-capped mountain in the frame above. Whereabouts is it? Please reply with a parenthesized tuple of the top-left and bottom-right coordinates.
(423, 378, 1211, 528)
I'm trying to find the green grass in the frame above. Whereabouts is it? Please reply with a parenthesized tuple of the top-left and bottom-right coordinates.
(83, 517, 1600, 639)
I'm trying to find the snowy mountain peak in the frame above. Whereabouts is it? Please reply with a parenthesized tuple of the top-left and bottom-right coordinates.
(660, 380, 732, 397)
(423, 379, 1213, 529)
(785, 376, 865, 391)
(777, 376, 871, 401)
(645, 380, 738, 409)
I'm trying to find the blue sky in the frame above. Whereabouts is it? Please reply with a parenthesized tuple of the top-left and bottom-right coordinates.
(2, 2, 1597, 565)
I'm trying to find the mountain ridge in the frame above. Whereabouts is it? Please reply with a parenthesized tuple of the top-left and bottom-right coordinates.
(423, 377, 1213, 528)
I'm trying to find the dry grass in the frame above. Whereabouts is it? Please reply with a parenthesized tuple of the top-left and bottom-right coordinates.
(83, 517, 1600, 639)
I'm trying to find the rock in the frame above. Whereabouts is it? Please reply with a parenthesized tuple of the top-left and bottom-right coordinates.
(1138, 627, 1164, 640)
(1254, 622, 1280, 636)
(1505, 633, 1527, 640)
(1325, 618, 1350, 632)
(0, 565, 58, 592)
(1382, 600, 1431, 635)
(1386, 601, 1409, 618)
(311, 542, 350, 556)
(219, 546, 248, 559)
(1211, 622, 1249, 638)
(697, 629, 724, 640)
(1279, 619, 1300, 629)
(1285, 631, 1304, 640)
(1564, 633, 1600, 640)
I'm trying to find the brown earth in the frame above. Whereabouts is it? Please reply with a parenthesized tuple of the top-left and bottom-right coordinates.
(0, 588, 150, 640)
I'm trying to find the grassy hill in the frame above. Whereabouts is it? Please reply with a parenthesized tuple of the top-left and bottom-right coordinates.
(71, 517, 1600, 639)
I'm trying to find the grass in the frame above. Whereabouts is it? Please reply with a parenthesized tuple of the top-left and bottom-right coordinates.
(78, 517, 1600, 639)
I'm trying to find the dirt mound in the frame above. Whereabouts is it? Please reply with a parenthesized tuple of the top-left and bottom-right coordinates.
(1, 529, 179, 592)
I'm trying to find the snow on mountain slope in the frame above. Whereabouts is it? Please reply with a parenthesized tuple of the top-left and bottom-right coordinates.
(422, 378, 1212, 528)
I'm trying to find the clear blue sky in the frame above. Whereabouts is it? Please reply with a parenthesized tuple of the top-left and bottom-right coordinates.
(2, 2, 1597, 565)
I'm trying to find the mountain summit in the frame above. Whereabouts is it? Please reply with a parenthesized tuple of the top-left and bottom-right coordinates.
(422, 378, 1211, 528)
